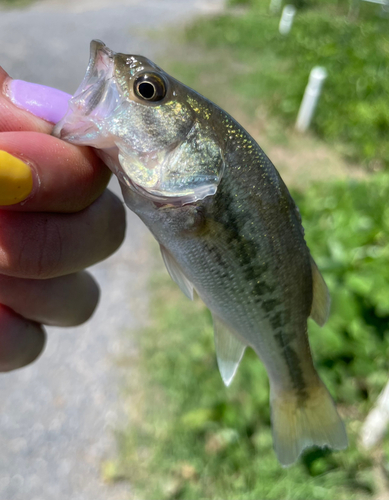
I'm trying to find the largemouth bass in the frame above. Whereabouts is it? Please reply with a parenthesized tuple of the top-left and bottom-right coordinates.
(53, 40, 347, 466)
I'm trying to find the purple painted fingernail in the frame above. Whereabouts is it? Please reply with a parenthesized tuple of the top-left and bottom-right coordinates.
(5, 80, 72, 124)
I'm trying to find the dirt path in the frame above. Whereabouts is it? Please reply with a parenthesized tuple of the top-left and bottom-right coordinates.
(0, 1, 223, 499)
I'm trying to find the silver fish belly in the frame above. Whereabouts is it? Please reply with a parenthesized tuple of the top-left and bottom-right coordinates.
(53, 40, 347, 466)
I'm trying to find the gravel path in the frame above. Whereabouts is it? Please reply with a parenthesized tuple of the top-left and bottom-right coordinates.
(0, 1, 223, 498)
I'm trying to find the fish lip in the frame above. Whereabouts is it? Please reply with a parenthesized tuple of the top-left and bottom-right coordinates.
(52, 118, 98, 144)
(81, 40, 115, 88)
(72, 39, 119, 114)
(53, 40, 122, 145)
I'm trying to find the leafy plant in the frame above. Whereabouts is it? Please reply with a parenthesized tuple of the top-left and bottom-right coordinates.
(296, 173, 389, 405)
(185, 5, 389, 169)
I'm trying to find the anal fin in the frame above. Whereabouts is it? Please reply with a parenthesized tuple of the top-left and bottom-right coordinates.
(213, 315, 246, 386)
(310, 256, 331, 326)
(160, 245, 194, 300)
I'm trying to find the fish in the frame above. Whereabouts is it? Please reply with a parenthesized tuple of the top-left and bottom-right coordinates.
(53, 40, 348, 466)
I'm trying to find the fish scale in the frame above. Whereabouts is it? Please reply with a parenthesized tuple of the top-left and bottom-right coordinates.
(168, 185, 308, 378)
(53, 39, 347, 466)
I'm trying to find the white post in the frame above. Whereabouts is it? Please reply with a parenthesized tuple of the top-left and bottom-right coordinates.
(295, 66, 327, 133)
(270, 0, 283, 14)
(279, 5, 296, 35)
(360, 379, 389, 449)
(362, 0, 388, 5)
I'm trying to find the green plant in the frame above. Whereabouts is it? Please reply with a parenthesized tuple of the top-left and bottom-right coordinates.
(185, 6, 389, 169)
(296, 173, 389, 405)
(0, 0, 36, 7)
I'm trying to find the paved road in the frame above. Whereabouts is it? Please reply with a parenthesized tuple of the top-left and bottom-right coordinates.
(0, 1, 223, 499)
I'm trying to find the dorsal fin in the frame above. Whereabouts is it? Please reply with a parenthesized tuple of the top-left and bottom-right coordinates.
(160, 245, 194, 300)
(213, 314, 247, 386)
(310, 256, 331, 326)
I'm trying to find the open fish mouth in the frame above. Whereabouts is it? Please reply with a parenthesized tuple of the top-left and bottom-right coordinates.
(53, 40, 122, 147)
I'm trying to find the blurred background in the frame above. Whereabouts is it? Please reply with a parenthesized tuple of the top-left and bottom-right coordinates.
(1, 0, 389, 498)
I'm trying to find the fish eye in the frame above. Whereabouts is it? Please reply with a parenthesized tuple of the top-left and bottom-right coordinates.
(134, 73, 166, 102)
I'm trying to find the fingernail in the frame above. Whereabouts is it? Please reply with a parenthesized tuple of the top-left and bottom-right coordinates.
(5, 79, 71, 124)
(0, 151, 33, 205)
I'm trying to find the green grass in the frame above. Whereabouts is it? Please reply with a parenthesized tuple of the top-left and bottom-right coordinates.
(0, 0, 36, 8)
(182, 2, 389, 170)
(109, 173, 389, 499)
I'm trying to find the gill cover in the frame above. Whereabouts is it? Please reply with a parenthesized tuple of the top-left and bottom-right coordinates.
(54, 40, 224, 204)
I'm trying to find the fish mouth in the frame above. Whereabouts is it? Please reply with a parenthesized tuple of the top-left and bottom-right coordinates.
(53, 40, 122, 146)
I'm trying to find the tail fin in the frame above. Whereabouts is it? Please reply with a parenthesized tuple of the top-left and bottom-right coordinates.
(271, 382, 347, 467)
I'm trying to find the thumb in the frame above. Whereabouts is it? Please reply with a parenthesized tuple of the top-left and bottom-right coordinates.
(0, 66, 71, 133)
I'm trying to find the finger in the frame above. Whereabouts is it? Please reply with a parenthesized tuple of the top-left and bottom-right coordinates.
(0, 189, 126, 279)
(6, 78, 71, 125)
(0, 271, 100, 327)
(0, 67, 71, 133)
(0, 131, 111, 212)
(0, 304, 45, 372)
(0, 68, 112, 212)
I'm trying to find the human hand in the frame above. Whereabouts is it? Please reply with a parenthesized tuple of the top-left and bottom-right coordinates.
(0, 67, 126, 372)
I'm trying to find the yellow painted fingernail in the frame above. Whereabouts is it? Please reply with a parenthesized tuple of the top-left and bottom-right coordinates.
(0, 151, 33, 205)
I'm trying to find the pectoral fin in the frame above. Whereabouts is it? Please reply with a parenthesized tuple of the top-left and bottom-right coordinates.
(160, 245, 194, 300)
(213, 315, 246, 386)
(310, 256, 331, 327)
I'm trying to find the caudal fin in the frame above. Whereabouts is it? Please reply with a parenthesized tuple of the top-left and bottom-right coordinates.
(271, 382, 347, 467)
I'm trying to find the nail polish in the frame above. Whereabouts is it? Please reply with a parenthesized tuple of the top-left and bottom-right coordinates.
(6, 80, 71, 124)
(0, 151, 33, 205)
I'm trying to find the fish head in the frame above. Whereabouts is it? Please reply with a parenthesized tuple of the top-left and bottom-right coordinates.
(54, 40, 225, 204)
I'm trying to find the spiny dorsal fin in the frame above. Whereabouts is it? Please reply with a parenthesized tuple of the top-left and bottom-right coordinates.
(213, 314, 247, 386)
(160, 245, 194, 300)
(310, 256, 331, 327)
